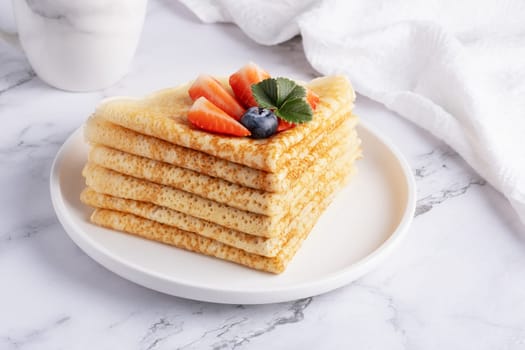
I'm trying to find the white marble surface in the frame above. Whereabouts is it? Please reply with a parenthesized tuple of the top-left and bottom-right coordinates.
(1, 1, 525, 349)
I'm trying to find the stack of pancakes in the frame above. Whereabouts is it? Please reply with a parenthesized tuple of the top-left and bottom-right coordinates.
(80, 75, 361, 274)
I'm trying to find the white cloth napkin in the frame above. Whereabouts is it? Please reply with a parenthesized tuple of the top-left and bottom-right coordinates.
(180, 0, 525, 223)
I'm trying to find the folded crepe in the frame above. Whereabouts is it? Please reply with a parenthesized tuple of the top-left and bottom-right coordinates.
(87, 124, 360, 215)
(81, 154, 356, 257)
(91, 75, 355, 172)
(82, 147, 358, 237)
(81, 172, 354, 257)
(85, 110, 358, 193)
(81, 73, 360, 273)
(88, 167, 354, 274)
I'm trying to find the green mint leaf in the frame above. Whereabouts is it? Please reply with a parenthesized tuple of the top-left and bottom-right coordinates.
(252, 77, 313, 124)
(274, 78, 306, 106)
(275, 98, 313, 124)
(252, 78, 278, 109)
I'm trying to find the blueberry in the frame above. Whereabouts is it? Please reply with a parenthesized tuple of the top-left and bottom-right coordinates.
(240, 107, 278, 139)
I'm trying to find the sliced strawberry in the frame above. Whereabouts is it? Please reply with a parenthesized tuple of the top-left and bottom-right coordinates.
(229, 62, 270, 108)
(277, 119, 296, 132)
(187, 97, 251, 137)
(306, 89, 320, 111)
(188, 75, 245, 120)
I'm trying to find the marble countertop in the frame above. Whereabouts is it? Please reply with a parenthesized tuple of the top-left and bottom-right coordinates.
(2, 1, 525, 349)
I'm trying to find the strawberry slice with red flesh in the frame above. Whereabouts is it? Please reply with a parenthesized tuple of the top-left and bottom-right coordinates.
(187, 97, 251, 137)
(229, 62, 270, 108)
(188, 75, 245, 121)
(277, 119, 295, 132)
(307, 89, 320, 111)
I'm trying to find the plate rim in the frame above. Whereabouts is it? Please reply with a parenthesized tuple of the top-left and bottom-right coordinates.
(50, 121, 416, 304)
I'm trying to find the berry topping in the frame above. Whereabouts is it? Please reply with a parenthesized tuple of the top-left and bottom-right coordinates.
(306, 89, 320, 111)
(188, 75, 245, 120)
(229, 62, 270, 108)
(187, 97, 251, 137)
(240, 107, 278, 139)
(277, 119, 296, 132)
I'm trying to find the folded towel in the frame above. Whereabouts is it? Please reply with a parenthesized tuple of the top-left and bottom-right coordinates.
(181, 0, 525, 223)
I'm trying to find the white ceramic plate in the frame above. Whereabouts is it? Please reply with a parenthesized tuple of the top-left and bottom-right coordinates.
(50, 122, 416, 304)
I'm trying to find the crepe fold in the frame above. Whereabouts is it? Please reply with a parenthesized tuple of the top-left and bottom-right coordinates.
(88, 166, 353, 274)
(80, 75, 361, 273)
(86, 123, 360, 215)
(82, 144, 359, 237)
(85, 109, 358, 192)
(92, 76, 355, 172)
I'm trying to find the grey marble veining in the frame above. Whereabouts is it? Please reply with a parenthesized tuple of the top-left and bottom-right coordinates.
(413, 146, 486, 216)
(2, 315, 71, 349)
(1, 0, 525, 349)
(0, 41, 34, 94)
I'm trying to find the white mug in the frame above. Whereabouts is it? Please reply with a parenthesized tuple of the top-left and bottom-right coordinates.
(1, 0, 147, 92)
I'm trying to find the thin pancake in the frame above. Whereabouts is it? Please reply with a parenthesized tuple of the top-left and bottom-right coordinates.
(93, 75, 355, 172)
(85, 111, 358, 193)
(81, 160, 355, 257)
(89, 167, 353, 274)
(82, 149, 358, 237)
(87, 126, 359, 215)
